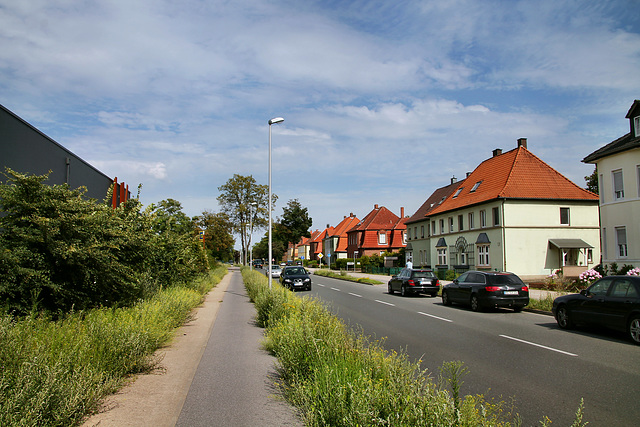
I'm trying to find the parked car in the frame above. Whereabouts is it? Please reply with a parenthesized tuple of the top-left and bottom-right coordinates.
(442, 270, 529, 312)
(552, 275, 640, 345)
(279, 266, 312, 291)
(270, 265, 282, 278)
(388, 268, 440, 297)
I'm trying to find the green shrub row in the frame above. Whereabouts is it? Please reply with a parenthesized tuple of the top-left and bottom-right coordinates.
(0, 266, 227, 427)
(313, 269, 383, 285)
(242, 268, 587, 426)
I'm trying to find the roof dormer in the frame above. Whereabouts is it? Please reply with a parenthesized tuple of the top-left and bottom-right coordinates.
(625, 99, 640, 138)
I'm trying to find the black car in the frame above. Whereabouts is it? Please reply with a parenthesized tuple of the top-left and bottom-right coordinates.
(388, 268, 440, 297)
(279, 266, 312, 291)
(552, 275, 640, 345)
(442, 270, 529, 312)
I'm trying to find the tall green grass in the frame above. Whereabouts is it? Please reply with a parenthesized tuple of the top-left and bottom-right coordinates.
(243, 268, 587, 426)
(0, 266, 227, 427)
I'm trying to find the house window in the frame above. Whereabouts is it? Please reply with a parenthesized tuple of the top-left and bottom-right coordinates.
(432, 221, 436, 235)
(613, 169, 624, 200)
(637, 166, 640, 198)
(453, 187, 463, 198)
(635, 116, 640, 137)
(492, 207, 500, 226)
(449, 217, 454, 232)
(439, 219, 444, 234)
(468, 212, 475, 229)
(437, 248, 447, 265)
(477, 245, 490, 266)
(480, 210, 487, 228)
(421, 226, 424, 238)
(588, 249, 593, 263)
(560, 207, 570, 225)
(603, 228, 608, 259)
(458, 215, 464, 231)
(470, 181, 482, 192)
(599, 174, 604, 203)
(403, 231, 407, 244)
(616, 226, 627, 257)
(378, 232, 387, 245)
(414, 227, 417, 240)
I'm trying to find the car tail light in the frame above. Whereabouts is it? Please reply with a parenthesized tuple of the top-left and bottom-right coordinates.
(485, 286, 501, 292)
(408, 279, 415, 286)
(434, 279, 440, 286)
(521, 286, 529, 292)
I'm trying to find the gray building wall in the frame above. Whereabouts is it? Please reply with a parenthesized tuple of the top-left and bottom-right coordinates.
(1, 104, 119, 202)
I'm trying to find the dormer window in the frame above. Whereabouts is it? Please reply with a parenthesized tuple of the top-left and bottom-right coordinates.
(470, 181, 482, 192)
(635, 116, 640, 137)
(452, 187, 463, 198)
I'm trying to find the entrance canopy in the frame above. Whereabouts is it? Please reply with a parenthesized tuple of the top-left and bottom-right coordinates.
(548, 239, 593, 249)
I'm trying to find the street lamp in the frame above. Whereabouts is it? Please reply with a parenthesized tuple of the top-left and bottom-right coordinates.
(249, 202, 257, 271)
(268, 117, 284, 289)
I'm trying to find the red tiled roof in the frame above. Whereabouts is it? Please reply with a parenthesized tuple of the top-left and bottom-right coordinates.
(429, 146, 598, 216)
(349, 205, 400, 232)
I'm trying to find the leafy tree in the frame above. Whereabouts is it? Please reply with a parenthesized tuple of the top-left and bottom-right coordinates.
(217, 174, 274, 265)
(276, 199, 312, 255)
(585, 166, 598, 194)
(198, 211, 235, 261)
(252, 232, 286, 263)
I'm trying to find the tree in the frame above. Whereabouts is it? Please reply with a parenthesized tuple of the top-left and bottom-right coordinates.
(198, 211, 235, 261)
(585, 166, 598, 194)
(217, 174, 275, 265)
(276, 199, 312, 256)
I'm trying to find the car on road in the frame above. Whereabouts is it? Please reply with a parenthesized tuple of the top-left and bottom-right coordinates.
(442, 270, 529, 312)
(279, 266, 312, 291)
(388, 268, 440, 297)
(552, 275, 640, 345)
(270, 265, 282, 278)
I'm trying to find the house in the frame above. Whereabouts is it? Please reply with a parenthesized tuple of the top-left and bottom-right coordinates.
(583, 100, 640, 270)
(309, 226, 333, 263)
(323, 213, 360, 265)
(1, 103, 130, 206)
(346, 205, 407, 258)
(404, 177, 464, 268)
(424, 138, 600, 280)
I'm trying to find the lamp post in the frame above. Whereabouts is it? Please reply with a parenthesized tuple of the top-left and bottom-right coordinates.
(268, 117, 284, 289)
(249, 202, 257, 271)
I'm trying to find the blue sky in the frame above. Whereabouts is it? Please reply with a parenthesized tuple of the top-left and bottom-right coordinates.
(2, 0, 639, 247)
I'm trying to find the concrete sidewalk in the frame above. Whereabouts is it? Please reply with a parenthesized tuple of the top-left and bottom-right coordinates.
(83, 267, 301, 426)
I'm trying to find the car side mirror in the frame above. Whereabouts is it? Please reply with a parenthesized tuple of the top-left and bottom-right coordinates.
(453, 279, 459, 284)
(580, 289, 588, 296)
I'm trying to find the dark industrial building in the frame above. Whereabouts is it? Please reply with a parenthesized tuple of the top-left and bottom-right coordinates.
(1, 103, 129, 205)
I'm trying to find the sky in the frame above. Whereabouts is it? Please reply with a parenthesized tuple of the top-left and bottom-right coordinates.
(2, 0, 639, 248)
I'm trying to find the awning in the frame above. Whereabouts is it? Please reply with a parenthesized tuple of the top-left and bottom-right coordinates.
(435, 237, 447, 248)
(476, 232, 491, 244)
(549, 239, 593, 249)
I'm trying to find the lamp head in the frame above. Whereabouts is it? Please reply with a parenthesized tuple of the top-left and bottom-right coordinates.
(268, 117, 284, 125)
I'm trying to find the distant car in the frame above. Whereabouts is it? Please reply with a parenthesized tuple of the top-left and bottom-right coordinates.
(270, 265, 282, 278)
(442, 270, 529, 312)
(279, 266, 312, 291)
(552, 275, 640, 345)
(388, 268, 440, 297)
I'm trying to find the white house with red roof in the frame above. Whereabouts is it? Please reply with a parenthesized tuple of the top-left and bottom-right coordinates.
(583, 100, 640, 270)
(412, 138, 599, 280)
(323, 213, 360, 265)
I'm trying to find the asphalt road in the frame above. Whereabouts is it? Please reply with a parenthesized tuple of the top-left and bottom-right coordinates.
(307, 274, 639, 426)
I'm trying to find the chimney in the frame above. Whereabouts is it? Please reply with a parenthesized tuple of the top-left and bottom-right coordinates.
(400, 207, 404, 217)
(451, 176, 457, 184)
(326, 224, 330, 229)
(374, 204, 379, 209)
(350, 212, 354, 217)
(517, 138, 527, 149)
(493, 148, 502, 157)
(466, 172, 472, 178)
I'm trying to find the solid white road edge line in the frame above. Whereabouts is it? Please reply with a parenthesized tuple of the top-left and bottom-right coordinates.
(417, 311, 453, 323)
(499, 334, 578, 357)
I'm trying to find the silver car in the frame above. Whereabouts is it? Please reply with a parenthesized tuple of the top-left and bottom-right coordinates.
(270, 265, 282, 278)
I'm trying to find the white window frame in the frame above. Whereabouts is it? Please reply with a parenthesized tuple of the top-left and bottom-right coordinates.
(635, 116, 640, 137)
(449, 217, 454, 232)
(468, 212, 475, 229)
(477, 245, 490, 266)
(421, 225, 424, 238)
(616, 226, 628, 258)
(492, 207, 500, 226)
(458, 215, 464, 231)
(378, 231, 387, 245)
(480, 210, 487, 228)
(437, 248, 447, 265)
(560, 207, 570, 226)
(439, 219, 444, 234)
(613, 169, 624, 200)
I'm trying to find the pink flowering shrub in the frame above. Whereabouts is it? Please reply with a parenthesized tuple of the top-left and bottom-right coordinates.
(627, 267, 640, 276)
(578, 269, 602, 286)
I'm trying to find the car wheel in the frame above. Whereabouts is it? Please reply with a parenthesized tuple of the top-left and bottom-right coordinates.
(430, 292, 438, 298)
(629, 315, 640, 345)
(401, 285, 408, 297)
(556, 306, 574, 329)
(388, 282, 394, 295)
(470, 294, 481, 312)
(442, 290, 451, 306)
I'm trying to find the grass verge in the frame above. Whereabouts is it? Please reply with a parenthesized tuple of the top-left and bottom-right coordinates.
(0, 266, 227, 427)
(242, 268, 587, 426)
(313, 269, 383, 285)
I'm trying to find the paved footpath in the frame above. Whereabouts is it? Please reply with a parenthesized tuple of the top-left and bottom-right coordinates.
(83, 267, 301, 426)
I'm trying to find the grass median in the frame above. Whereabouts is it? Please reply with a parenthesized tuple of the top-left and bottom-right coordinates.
(0, 266, 227, 427)
(242, 268, 587, 426)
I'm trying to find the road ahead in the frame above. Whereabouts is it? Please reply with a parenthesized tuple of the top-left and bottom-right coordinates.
(307, 274, 638, 426)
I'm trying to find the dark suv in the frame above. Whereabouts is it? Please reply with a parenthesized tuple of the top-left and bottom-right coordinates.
(442, 270, 529, 312)
(388, 268, 440, 297)
(279, 266, 312, 291)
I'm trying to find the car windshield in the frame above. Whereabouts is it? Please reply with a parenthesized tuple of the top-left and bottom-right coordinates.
(413, 271, 435, 278)
(487, 274, 524, 286)
(286, 267, 306, 275)
(272, 265, 280, 270)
